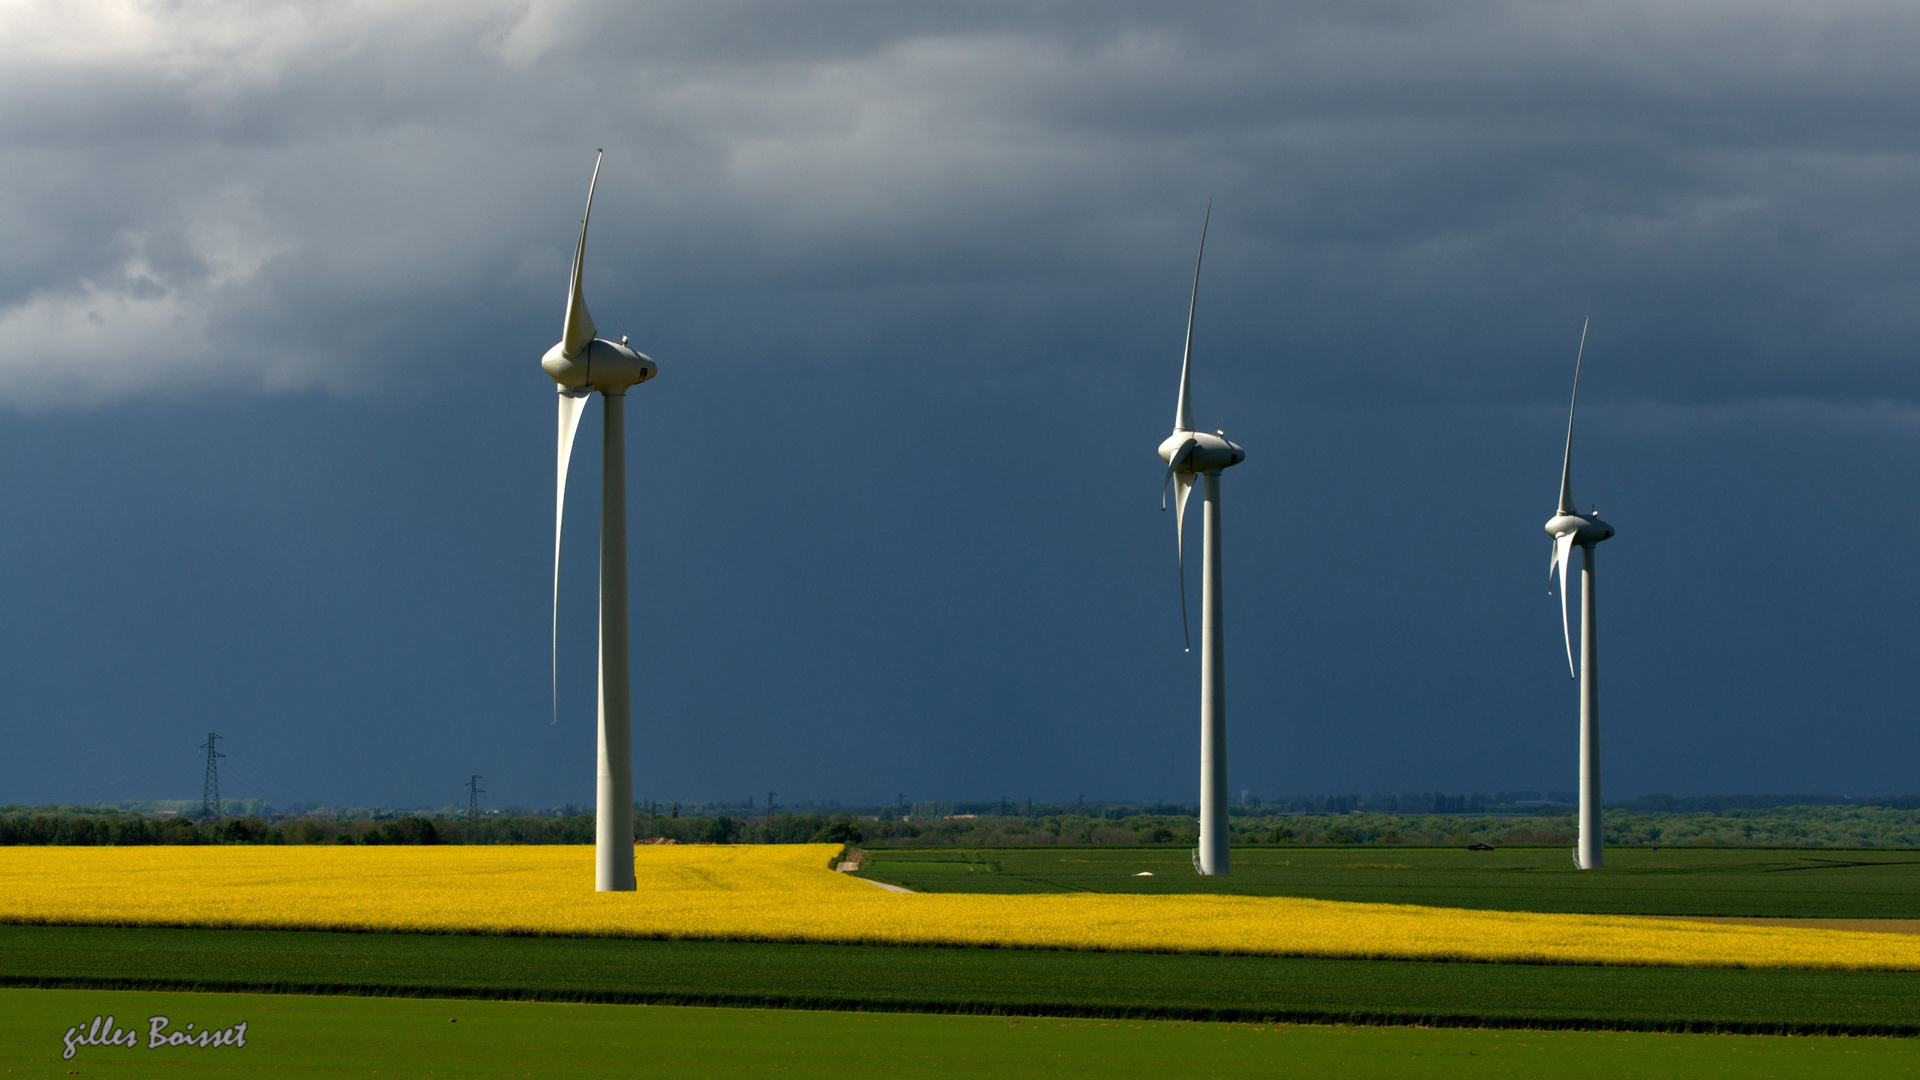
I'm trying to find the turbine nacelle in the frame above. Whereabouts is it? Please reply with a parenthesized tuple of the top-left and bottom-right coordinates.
(1160, 430, 1244, 474)
(542, 338, 657, 394)
(1544, 511, 1613, 547)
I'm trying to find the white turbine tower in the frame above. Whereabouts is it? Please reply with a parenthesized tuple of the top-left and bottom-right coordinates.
(542, 151, 657, 892)
(1157, 202, 1245, 877)
(1545, 319, 1613, 871)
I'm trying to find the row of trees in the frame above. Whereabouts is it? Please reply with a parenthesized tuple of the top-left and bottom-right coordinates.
(12, 805, 1920, 847)
(0, 811, 858, 847)
(0, 809, 1568, 848)
(791, 806, 1920, 848)
(0, 813, 457, 847)
(865, 794, 1586, 819)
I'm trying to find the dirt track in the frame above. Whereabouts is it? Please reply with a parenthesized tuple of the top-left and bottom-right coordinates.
(1651, 917, 1920, 936)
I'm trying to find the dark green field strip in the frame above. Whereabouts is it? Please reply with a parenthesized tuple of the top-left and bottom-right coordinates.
(15, 991, 1920, 1080)
(1, 924, 1916, 1036)
(856, 846, 1920, 917)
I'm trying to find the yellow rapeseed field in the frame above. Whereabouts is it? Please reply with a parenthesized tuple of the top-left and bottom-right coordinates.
(0, 844, 1910, 971)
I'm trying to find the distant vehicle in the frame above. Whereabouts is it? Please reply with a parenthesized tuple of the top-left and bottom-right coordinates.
(1467, 842, 1495, 851)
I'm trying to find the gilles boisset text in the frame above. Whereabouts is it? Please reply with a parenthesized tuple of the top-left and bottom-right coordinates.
(62, 1014, 248, 1058)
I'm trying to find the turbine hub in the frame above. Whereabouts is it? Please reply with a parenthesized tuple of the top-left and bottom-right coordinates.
(1161, 429, 1245, 473)
(542, 338, 657, 394)
(1545, 512, 1614, 545)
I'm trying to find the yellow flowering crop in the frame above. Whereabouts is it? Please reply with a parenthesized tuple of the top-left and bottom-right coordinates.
(0, 844, 1911, 971)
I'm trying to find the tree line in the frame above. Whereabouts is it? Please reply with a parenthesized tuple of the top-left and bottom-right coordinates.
(0, 810, 863, 847)
(10, 804, 1920, 848)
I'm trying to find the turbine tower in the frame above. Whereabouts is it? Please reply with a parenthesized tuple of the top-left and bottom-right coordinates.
(1545, 319, 1613, 870)
(543, 151, 658, 891)
(1157, 202, 1245, 876)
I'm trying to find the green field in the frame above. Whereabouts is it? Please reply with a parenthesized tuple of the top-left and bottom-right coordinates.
(3, 924, 1918, 1035)
(853, 846, 1920, 916)
(5, 988, 1918, 1079)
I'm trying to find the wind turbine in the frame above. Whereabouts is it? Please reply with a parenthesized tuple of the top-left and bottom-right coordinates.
(542, 151, 658, 892)
(1157, 202, 1245, 877)
(1544, 319, 1613, 871)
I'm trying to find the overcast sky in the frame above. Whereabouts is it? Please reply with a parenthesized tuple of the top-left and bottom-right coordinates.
(4, 1, 1919, 809)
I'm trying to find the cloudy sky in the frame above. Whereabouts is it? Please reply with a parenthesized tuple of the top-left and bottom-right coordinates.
(3, 1, 1918, 810)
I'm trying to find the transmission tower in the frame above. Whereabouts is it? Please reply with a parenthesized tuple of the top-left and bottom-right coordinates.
(466, 775, 484, 828)
(199, 733, 225, 821)
(766, 790, 777, 823)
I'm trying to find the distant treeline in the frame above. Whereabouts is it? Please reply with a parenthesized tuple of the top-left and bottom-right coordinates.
(0, 810, 861, 847)
(42, 792, 1920, 825)
(853, 805, 1920, 849)
(13, 801, 1920, 848)
(1205, 792, 1920, 816)
(1610, 793, 1920, 813)
(0, 812, 455, 847)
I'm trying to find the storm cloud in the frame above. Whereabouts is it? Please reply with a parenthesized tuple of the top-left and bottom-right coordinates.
(7, 2, 1919, 404)
(2, 2, 1917, 807)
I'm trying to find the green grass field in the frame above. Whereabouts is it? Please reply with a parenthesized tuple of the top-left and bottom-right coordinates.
(5, 988, 1917, 1079)
(853, 846, 1920, 916)
(3, 924, 1918, 1035)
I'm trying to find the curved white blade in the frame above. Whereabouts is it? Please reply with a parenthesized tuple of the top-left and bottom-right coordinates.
(553, 388, 592, 723)
(1558, 318, 1588, 516)
(1552, 531, 1577, 678)
(1174, 200, 1211, 434)
(562, 151, 603, 359)
(1174, 471, 1195, 652)
(1161, 438, 1197, 510)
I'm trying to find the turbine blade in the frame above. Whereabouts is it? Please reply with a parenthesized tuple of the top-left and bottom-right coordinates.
(1174, 199, 1210, 434)
(1161, 438, 1197, 510)
(1174, 472, 1195, 651)
(1554, 531, 1577, 679)
(562, 151, 603, 358)
(1558, 318, 1588, 516)
(553, 388, 592, 723)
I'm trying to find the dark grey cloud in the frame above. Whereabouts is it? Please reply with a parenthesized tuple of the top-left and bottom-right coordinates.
(6, 2, 1920, 407)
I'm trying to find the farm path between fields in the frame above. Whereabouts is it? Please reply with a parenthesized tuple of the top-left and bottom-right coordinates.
(1651, 916, 1920, 935)
(833, 848, 913, 892)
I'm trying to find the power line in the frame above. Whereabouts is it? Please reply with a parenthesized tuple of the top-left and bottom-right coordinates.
(199, 733, 225, 821)
(216, 759, 286, 808)
(218, 753, 320, 811)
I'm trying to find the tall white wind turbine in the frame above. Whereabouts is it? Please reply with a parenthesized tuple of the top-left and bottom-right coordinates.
(1545, 319, 1614, 871)
(542, 151, 658, 892)
(1157, 202, 1245, 877)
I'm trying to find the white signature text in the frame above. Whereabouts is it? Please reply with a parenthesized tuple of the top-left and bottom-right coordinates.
(61, 1014, 249, 1059)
